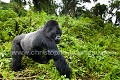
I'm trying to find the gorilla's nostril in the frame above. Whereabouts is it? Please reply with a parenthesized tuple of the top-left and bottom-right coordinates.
(57, 36, 60, 38)
(56, 36, 60, 40)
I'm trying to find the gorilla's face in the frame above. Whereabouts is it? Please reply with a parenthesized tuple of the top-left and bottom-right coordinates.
(54, 29, 62, 44)
(45, 20, 62, 44)
(50, 25, 62, 44)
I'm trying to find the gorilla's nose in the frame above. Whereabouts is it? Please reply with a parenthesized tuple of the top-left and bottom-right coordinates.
(56, 36, 61, 40)
(57, 36, 60, 38)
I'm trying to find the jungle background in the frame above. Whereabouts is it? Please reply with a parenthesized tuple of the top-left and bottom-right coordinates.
(0, 0, 120, 79)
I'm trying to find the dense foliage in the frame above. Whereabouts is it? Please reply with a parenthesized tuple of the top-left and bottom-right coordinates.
(0, 8, 120, 80)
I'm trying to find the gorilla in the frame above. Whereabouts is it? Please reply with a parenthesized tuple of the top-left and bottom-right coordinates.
(11, 20, 71, 78)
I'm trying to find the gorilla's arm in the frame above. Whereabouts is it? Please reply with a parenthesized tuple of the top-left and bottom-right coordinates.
(52, 51, 71, 78)
(11, 34, 26, 71)
(46, 42, 71, 78)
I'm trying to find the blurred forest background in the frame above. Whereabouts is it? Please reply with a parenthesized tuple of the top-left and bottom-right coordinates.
(0, 0, 120, 79)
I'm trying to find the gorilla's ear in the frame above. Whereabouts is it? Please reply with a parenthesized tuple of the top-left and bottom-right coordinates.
(45, 27, 53, 38)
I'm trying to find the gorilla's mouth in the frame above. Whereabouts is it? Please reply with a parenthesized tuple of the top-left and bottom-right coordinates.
(55, 40, 60, 44)
(55, 36, 61, 44)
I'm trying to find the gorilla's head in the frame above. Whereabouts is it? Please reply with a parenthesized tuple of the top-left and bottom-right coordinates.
(44, 20, 62, 44)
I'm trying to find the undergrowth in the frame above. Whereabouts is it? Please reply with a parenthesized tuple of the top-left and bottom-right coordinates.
(0, 10, 120, 80)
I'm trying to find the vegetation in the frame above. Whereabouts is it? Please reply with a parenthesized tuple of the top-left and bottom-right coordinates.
(0, 0, 120, 80)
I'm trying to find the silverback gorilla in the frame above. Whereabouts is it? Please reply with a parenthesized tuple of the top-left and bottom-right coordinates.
(11, 20, 71, 78)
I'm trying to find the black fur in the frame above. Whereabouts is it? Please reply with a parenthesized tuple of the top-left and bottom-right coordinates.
(11, 20, 71, 78)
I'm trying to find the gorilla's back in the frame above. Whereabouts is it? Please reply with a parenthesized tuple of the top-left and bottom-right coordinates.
(20, 32, 36, 51)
